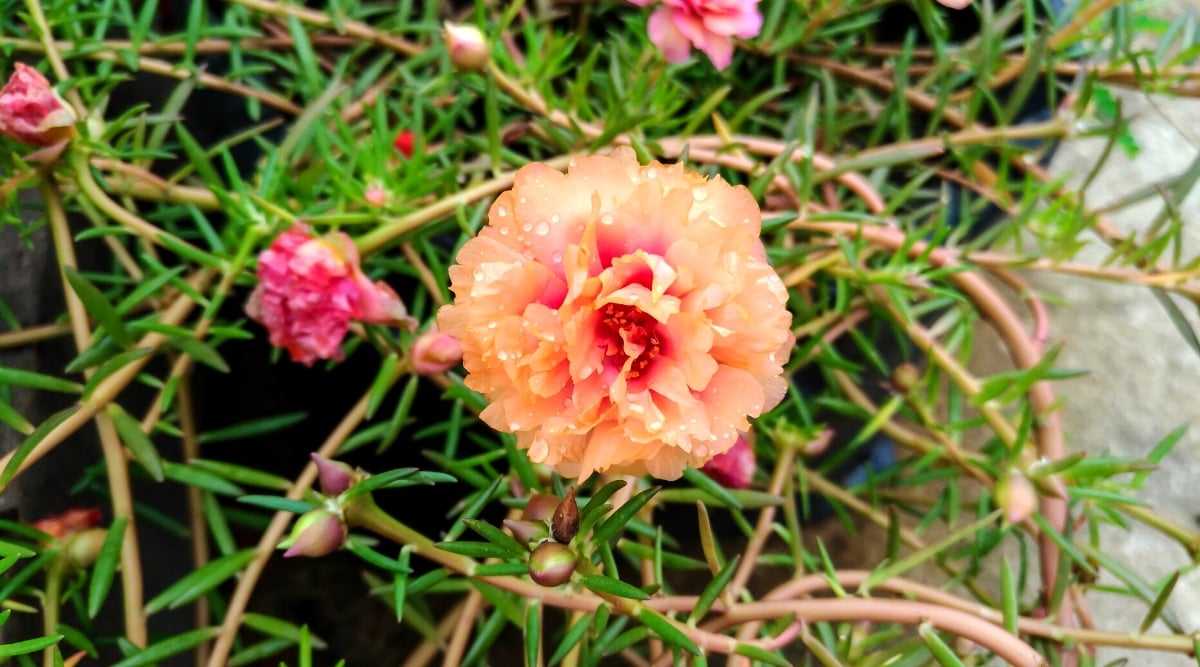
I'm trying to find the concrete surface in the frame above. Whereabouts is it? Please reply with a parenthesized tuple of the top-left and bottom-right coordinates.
(1025, 84, 1200, 664)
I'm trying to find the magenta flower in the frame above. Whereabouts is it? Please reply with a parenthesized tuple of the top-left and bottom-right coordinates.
(700, 432, 755, 488)
(630, 0, 763, 70)
(0, 63, 76, 147)
(245, 224, 417, 366)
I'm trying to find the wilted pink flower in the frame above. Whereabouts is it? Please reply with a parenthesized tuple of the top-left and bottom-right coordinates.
(31, 507, 102, 542)
(246, 224, 417, 366)
(700, 432, 755, 488)
(438, 148, 793, 480)
(630, 0, 763, 70)
(0, 63, 77, 146)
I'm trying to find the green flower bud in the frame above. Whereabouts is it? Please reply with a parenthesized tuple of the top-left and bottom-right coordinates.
(281, 509, 347, 558)
(528, 541, 577, 587)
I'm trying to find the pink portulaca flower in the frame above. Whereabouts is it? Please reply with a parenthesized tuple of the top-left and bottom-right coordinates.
(700, 432, 755, 489)
(438, 148, 793, 481)
(0, 63, 77, 147)
(630, 0, 763, 70)
(246, 224, 416, 366)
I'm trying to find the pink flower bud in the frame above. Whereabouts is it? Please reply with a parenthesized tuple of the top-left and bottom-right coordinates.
(522, 492, 561, 522)
(700, 432, 756, 489)
(443, 23, 490, 72)
(0, 63, 77, 147)
(281, 509, 347, 558)
(311, 453, 355, 496)
(996, 471, 1038, 525)
(503, 519, 549, 548)
(528, 541, 577, 587)
(245, 224, 417, 366)
(364, 185, 388, 207)
(411, 326, 463, 375)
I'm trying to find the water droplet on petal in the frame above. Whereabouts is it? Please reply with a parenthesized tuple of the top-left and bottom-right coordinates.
(473, 271, 485, 281)
(535, 221, 550, 236)
(693, 189, 708, 202)
(551, 214, 560, 223)
(551, 252, 563, 263)
(497, 207, 508, 217)
(522, 222, 533, 233)
(499, 227, 510, 236)
(600, 213, 614, 226)
(519, 196, 528, 204)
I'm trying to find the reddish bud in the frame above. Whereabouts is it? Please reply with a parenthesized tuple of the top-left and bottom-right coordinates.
(393, 130, 415, 158)
(364, 185, 387, 207)
(503, 519, 549, 548)
(528, 541, 576, 587)
(996, 471, 1037, 525)
(700, 432, 756, 489)
(411, 326, 463, 375)
(522, 492, 560, 523)
(281, 509, 347, 558)
(551, 487, 579, 544)
(311, 453, 355, 496)
(443, 23, 489, 72)
(890, 363, 921, 393)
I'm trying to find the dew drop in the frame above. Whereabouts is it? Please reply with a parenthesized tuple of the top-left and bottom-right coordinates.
(509, 422, 521, 430)
(497, 207, 508, 217)
(600, 213, 615, 226)
(497, 351, 508, 361)
(499, 227, 510, 236)
(519, 196, 528, 204)
(648, 420, 663, 432)
(551, 214, 560, 223)
(646, 169, 657, 179)
(487, 322, 497, 329)
(551, 252, 563, 263)
(535, 221, 550, 236)
(522, 222, 533, 233)
(693, 189, 708, 202)
(473, 270, 485, 281)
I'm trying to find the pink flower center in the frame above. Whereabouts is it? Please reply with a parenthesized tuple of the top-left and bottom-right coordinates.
(598, 303, 663, 379)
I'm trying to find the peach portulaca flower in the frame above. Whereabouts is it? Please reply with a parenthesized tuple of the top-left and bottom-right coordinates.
(246, 224, 416, 366)
(0, 63, 77, 147)
(438, 148, 793, 480)
(630, 0, 762, 70)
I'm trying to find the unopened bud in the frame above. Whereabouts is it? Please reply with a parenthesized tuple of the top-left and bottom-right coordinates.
(996, 471, 1037, 525)
(443, 23, 490, 72)
(281, 509, 347, 558)
(503, 519, 549, 548)
(700, 432, 756, 489)
(551, 487, 579, 544)
(364, 185, 387, 208)
(522, 492, 560, 523)
(64, 528, 107, 568)
(311, 453, 355, 497)
(890, 363, 921, 393)
(528, 541, 577, 587)
(411, 326, 463, 375)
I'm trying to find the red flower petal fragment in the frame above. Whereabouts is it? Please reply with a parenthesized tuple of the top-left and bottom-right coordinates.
(0, 63, 77, 146)
(393, 130, 415, 158)
(246, 224, 416, 366)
